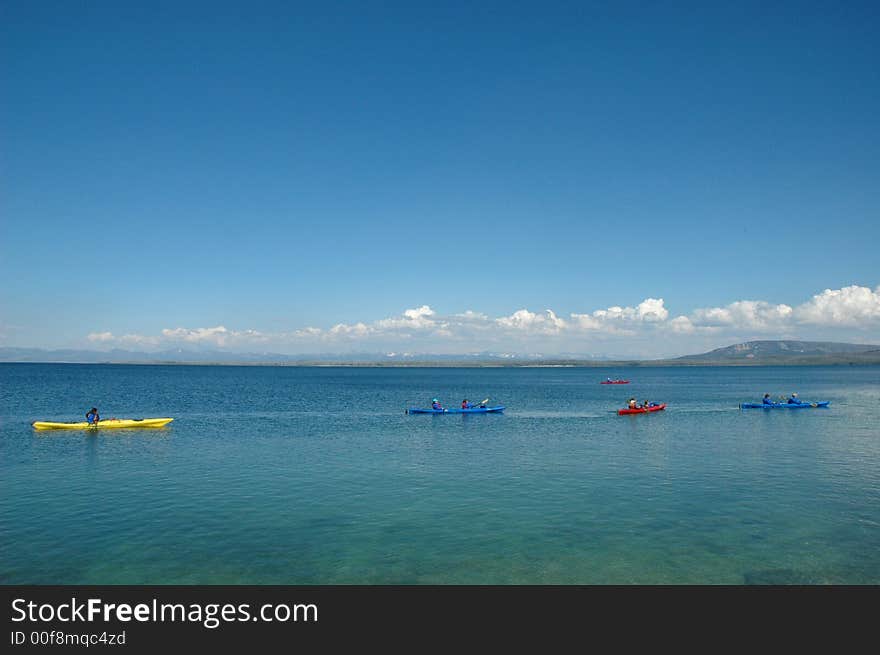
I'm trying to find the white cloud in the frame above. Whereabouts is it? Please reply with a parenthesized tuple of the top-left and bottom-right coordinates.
(450, 310, 493, 331)
(794, 285, 880, 327)
(375, 305, 438, 330)
(329, 322, 373, 337)
(636, 298, 670, 322)
(569, 313, 603, 330)
(496, 309, 567, 334)
(87, 326, 267, 348)
(161, 326, 231, 345)
(682, 285, 880, 332)
(82, 284, 879, 356)
(591, 297, 670, 323)
(690, 300, 793, 330)
(404, 305, 435, 322)
(667, 316, 697, 334)
(116, 333, 161, 347)
(569, 298, 669, 334)
(455, 310, 489, 321)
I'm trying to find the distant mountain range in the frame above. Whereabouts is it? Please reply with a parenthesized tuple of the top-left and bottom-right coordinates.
(0, 347, 288, 364)
(0, 340, 880, 366)
(0, 347, 610, 365)
(0, 340, 878, 366)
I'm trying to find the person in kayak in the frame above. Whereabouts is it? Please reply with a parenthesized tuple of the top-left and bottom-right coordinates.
(763, 393, 773, 405)
(643, 399, 654, 408)
(461, 399, 472, 409)
(86, 407, 100, 424)
(431, 398, 443, 410)
(627, 398, 637, 409)
(787, 393, 800, 404)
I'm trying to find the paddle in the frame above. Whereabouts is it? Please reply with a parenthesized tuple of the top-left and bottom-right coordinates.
(478, 397, 489, 407)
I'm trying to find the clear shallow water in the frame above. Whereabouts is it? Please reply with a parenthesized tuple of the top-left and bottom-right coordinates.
(1, 363, 878, 584)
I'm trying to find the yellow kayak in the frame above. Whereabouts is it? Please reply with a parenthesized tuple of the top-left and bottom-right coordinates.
(32, 418, 174, 431)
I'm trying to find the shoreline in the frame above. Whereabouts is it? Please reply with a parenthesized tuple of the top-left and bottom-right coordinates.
(2, 358, 879, 368)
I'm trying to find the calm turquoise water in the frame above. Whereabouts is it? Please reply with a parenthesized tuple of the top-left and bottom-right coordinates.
(1, 363, 878, 584)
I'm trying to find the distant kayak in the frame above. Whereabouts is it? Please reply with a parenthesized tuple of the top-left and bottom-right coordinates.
(618, 404, 666, 415)
(600, 380, 630, 384)
(32, 418, 174, 430)
(739, 402, 830, 409)
(407, 406, 505, 415)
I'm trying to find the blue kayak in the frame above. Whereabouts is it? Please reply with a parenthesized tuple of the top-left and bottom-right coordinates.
(740, 401, 830, 409)
(407, 406, 505, 414)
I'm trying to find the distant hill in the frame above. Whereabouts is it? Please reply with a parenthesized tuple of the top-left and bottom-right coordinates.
(672, 340, 880, 365)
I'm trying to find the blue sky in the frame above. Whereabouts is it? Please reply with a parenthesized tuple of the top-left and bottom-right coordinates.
(1, 1, 878, 356)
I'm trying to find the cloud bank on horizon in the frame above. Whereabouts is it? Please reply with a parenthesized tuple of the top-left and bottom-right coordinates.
(86, 284, 880, 357)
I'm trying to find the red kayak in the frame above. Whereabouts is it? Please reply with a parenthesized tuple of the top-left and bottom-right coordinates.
(600, 380, 630, 384)
(618, 403, 666, 415)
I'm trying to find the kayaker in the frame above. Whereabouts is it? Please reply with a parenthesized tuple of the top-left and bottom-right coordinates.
(461, 399, 472, 409)
(607, 377, 613, 383)
(787, 393, 799, 404)
(762, 393, 773, 405)
(431, 398, 443, 410)
(627, 398, 637, 409)
(643, 399, 653, 408)
(86, 407, 100, 424)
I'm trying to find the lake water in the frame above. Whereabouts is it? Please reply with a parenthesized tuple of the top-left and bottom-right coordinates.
(1, 363, 878, 584)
